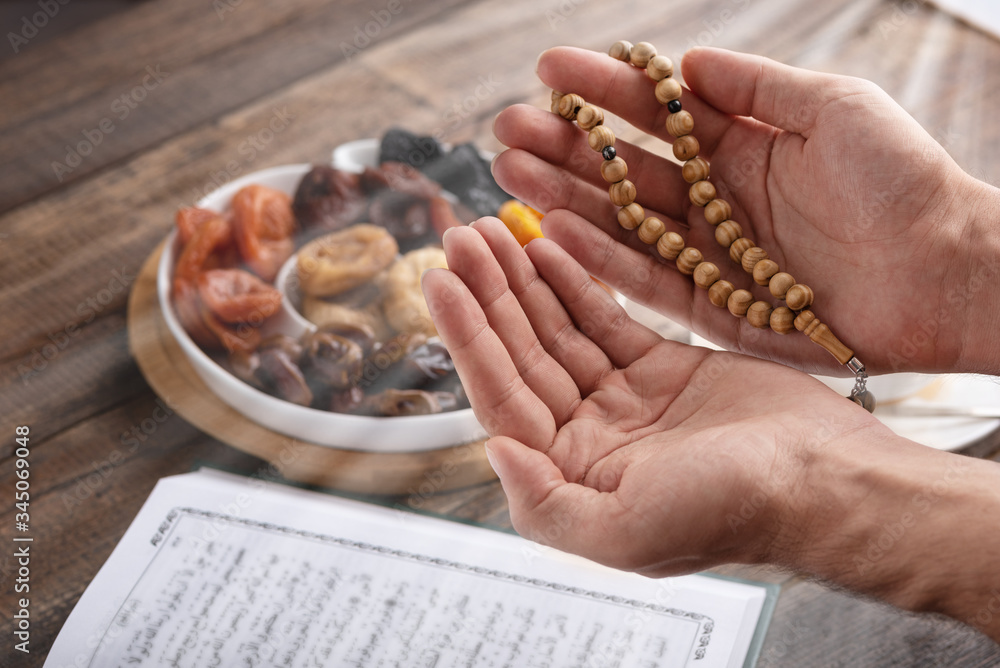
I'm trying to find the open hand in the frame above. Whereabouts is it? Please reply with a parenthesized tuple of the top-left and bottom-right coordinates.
(492, 46, 994, 375)
(422, 218, 889, 573)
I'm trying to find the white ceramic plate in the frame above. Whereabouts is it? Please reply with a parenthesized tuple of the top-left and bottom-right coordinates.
(685, 330, 1000, 452)
(158, 155, 486, 452)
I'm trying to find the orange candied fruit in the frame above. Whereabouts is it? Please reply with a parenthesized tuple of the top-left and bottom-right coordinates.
(497, 200, 544, 247)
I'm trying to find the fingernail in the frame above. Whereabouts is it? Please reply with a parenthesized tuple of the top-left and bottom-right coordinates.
(484, 442, 502, 481)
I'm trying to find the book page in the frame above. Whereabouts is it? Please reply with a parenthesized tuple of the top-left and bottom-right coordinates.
(45, 470, 770, 668)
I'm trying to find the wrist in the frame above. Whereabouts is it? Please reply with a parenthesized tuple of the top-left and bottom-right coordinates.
(950, 175, 1000, 374)
(768, 422, 1000, 640)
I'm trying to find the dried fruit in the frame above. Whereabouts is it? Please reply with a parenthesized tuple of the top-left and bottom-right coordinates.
(231, 184, 296, 282)
(382, 246, 447, 337)
(497, 199, 544, 246)
(297, 224, 398, 298)
(197, 268, 282, 324)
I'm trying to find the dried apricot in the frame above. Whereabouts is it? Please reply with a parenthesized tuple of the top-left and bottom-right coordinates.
(231, 184, 296, 282)
(174, 214, 232, 284)
(197, 268, 282, 324)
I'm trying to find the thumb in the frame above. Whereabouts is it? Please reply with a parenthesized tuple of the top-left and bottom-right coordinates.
(486, 436, 617, 563)
(682, 46, 847, 136)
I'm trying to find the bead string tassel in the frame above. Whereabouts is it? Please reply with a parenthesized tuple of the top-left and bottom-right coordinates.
(550, 41, 875, 412)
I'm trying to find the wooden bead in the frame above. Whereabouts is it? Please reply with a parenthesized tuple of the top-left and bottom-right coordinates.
(785, 284, 815, 311)
(654, 77, 683, 105)
(672, 135, 699, 161)
(550, 92, 563, 114)
(666, 111, 695, 138)
(727, 289, 754, 317)
(637, 217, 666, 245)
(770, 306, 794, 334)
(646, 55, 674, 81)
(630, 42, 657, 68)
(676, 247, 703, 275)
(752, 259, 779, 286)
(740, 246, 768, 274)
(609, 40, 633, 62)
(681, 156, 709, 183)
(576, 105, 604, 131)
(708, 280, 735, 308)
(768, 272, 795, 300)
(601, 157, 627, 183)
(692, 261, 720, 289)
(558, 93, 585, 120)
(729, 237, 754, 264)
(704, 199, 732, 225)
(689, 180, 716, 207)
(747, 301, 773, 329)
(609, 179, 637, 206)
(617, 203, 644, 230)
(588, 126, 615, 152)
(656, 231, 685, 260)
(714, 220, 742, 247)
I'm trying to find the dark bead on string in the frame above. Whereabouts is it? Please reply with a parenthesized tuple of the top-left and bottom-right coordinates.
(667, 99, 682, 113)
(602, 145, 616, 161)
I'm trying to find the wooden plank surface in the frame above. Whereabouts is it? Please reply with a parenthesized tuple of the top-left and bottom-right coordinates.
(1, 0, 999, 664)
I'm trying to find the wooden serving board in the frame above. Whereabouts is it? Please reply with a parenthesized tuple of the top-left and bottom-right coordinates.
(127, 242, 496, 495)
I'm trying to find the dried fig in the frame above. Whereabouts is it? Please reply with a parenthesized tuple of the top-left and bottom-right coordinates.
(292, 166, 368, 231)
(303, 331, 363, 391)
(382, 246, 447, 337)
(296, 224, 398, 297)
(258, 347, 312, 406)
(301, 296, 392, 342)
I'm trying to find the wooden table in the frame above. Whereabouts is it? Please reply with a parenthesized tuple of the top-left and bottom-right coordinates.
(2, 0, 999, 665)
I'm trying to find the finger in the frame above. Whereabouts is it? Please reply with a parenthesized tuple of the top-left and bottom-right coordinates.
(441, 224, 584, 427)
(524, 237, 662, 370)
(540, 208, 713, 333)
(486, 436, 638, 569)
(491, 147, 692, 263)
(535, 45, 765, 162)
(469, 217, 616, 396)
(493, 104, 691, 223)
(682, 47, 845, 137)
(422, 267, 556, 449)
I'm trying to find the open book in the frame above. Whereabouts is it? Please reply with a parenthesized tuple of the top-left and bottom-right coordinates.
(46, 469, 776, 667)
